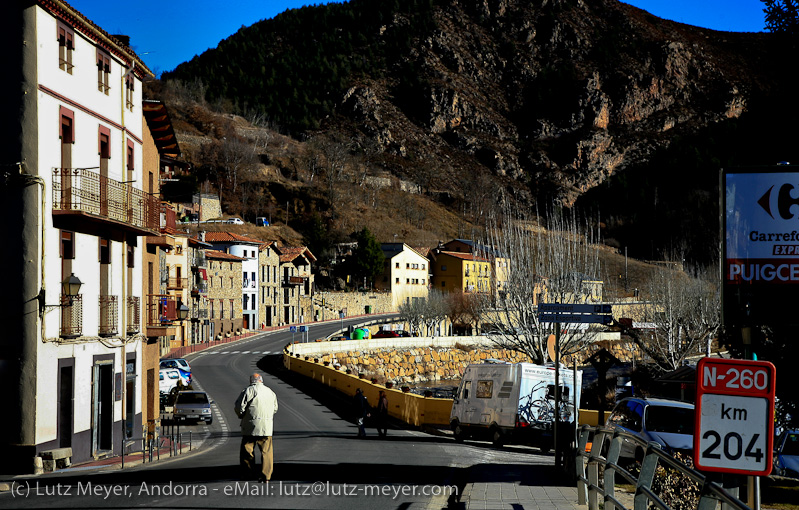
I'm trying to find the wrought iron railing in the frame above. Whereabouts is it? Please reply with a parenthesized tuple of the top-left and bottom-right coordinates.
(146, 294, 178, 326)
(99, 295, 118, 335)
(283, 276, 305, 286)
(60, 294, 82, 337)
(191, 251, 207, 268)
(167, 277, 188, 290)
(52, 168, 158, 233)
(127, 296, 140, 334)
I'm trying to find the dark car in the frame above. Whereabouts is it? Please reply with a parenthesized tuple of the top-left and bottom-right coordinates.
(605, 397, 695, 460)
(373, 330, 399, 338)
(172, 391, 213, 424)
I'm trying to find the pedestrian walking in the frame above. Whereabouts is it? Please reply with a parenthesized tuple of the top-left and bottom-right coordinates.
(234, 373, 278, 482)
(376, 390, 389, 438)
(353, 388, 371, 437)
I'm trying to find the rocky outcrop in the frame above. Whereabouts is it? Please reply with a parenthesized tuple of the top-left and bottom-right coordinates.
(327, 0, 771, 206)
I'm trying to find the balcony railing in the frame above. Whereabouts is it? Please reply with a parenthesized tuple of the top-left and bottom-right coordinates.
(98, 295, 118, 336)
(146, 294, 178, 326)
(191, 306, 208, 320)
(52, 168, 159, 234)
(161, 202, 177, 233)
(60, 294, 82, 337)
(282, 276, 305, 286)
(167, 277, 188, 290)
(191, 251, 207, 268)
(127, 296, 140, 334)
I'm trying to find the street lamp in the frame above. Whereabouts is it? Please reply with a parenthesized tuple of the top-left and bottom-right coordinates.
(177, 301, 189, 321)
(39, 273, 83, 315)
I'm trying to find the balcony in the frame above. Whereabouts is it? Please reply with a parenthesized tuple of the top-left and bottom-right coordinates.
(191, 280, 208, 295)
(127, 296, 140, 334)
(98, 295, 118, 336)
(52, 168, 159, 235)
(167, 277, 188, 290)
(161, 202, 177, 233)
(282, 276, 305, 286)
(191, 251, 207, 268)
(145, 294, 179, 337)
(60, 294, 82, 338)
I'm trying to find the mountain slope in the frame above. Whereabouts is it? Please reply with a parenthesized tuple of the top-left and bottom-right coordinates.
(162, 0, 795, 262)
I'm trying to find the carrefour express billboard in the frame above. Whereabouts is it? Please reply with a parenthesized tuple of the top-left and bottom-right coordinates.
(725, 167, 799, 285)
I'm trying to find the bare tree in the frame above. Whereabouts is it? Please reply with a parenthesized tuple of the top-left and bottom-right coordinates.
(477, 205, 604, 364)
(398, 290, 449, 337)
(618, 262, 720, 372)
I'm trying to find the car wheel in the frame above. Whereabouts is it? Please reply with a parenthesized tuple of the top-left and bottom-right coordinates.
(453, 423, 466, 443)
(491, 427, 504, 447)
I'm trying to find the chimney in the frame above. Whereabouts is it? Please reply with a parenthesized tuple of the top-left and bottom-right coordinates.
(112, 34, 130, 47)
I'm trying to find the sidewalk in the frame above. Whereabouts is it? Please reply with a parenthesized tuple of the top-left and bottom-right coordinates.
(460, 482, 584, 510)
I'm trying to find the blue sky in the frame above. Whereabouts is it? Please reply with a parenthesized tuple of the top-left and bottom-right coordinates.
(65, 0, 767, 77)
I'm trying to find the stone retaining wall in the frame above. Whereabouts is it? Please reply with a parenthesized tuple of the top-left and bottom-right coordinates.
(315, 291, 393, 316)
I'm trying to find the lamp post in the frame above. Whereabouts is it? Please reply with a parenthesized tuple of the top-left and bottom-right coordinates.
(39, 273, 83, 315)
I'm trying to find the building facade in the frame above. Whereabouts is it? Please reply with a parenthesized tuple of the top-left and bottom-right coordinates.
(205, 250, 244, 338)
(259, 242, 281, 328)
(278, 247, 316, 325)
(375, 243, 430, 309)
(2, 1, 156, 471)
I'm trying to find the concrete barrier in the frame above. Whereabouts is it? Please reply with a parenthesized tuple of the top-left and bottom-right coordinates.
(283, 349, 453, 427)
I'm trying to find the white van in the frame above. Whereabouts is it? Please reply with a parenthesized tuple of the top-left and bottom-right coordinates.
(450, 361, 582, 452)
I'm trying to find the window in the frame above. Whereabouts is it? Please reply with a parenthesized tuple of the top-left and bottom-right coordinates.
(99, 238, 111, 264)
(60, 231, 75, 259)
(229, 299, 234, 318)
(395, 262, 399, 268)
(243, 295, 249, 311)
(127, 244, 135, 268)
(395, 278, 400, 284)
(125, 73, 134, 111)
(126, 139, 135, 175)
(57, 23, 75, 74)
(476, 380, 493, 399)
(96, 50, 111, 94)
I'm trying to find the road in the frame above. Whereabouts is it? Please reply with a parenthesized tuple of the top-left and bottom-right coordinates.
(1, 317, 566, 509)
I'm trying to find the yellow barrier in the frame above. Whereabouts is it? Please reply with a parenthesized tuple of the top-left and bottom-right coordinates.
(283, 350, 453, 427)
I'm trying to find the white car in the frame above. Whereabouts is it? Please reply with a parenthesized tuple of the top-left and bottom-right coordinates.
(159, 368, 183, 394)
(227, 217, 244, 225)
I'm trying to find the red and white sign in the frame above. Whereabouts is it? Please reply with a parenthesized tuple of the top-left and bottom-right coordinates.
(694, 358, 776, 475)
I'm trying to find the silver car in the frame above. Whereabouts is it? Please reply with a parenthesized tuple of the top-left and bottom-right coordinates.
(172, 391, 213, 424)
(605, 397, 695, 461)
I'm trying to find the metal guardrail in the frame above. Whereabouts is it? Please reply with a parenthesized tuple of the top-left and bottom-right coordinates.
(576, 425, 750, 510)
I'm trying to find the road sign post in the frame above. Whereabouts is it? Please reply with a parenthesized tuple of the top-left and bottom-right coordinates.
(537, 303, 612, 468)
(694, 358, 776, 476)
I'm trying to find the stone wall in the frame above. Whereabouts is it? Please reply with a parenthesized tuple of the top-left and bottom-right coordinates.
(315, 291, 393, 317)
(325, 345, 534, 385)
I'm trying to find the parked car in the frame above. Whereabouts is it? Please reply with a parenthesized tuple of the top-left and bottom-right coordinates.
(172, 391, 213, 424)
(773, 429, 799, 479)
(605, 397, 695, 460)
(373, 330, 399, 338)
(160, 358, 191, 384)
(227, 217, 244, 225)
(159, 368, 183, 395)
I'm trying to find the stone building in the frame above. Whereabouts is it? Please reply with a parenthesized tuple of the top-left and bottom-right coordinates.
(279, 247, 316, 325)
(259, 242, 281, 328)
(205, 250, 244, 338)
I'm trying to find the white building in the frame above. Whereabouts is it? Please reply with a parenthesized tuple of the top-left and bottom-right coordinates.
(204, 232, 264, 330)
(1, 1, 155, 472)
(376, 243, 430, 309)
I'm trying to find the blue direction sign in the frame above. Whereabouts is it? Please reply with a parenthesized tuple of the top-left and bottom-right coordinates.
(289, 326, 297, 332)
(538, 303, 612, 324)
(538, 303, 612, 314)
(539, 313, 612, 324)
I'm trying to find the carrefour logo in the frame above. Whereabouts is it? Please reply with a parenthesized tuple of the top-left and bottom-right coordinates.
(757, 184, 799, 220)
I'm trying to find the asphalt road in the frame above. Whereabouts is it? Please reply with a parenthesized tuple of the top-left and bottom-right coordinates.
(1, 317, 566, 509)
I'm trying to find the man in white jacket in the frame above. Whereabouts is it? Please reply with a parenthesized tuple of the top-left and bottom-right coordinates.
(234, 373, 278, 482)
